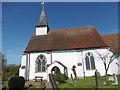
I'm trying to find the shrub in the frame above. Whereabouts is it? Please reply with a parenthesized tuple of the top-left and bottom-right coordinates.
(8, 76, 25, 90)
(106, 80, 113, 85)
(2, 65, 20, 81)
(54, 73, 68, 83)
(107, 74, 112, 76)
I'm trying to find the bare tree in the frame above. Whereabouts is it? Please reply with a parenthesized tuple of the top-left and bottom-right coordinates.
(0, 52, 7, 69)
(96, 51, 119, 75)
(0, 52, 7, 81)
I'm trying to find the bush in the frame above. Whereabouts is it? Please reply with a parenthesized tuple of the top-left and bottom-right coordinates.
(54, 73, 68, 83)
(8, 76, 25, 90)
(106, 80, 113, 85)
(2, 65, 20, 81)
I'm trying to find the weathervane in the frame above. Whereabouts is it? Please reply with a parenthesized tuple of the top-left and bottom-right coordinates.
(41, 0, 45, 8)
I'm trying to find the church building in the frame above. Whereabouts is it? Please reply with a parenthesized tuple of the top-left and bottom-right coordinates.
(19, 3, 119, 81)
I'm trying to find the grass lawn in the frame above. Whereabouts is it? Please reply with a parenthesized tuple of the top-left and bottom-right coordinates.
(58, 76, 118, 88)
(2, 81, 8, 87)
(2, 75, 119, 89)
(25, 83, 45, 89)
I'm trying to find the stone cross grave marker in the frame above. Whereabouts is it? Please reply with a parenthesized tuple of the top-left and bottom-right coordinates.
(70, 74, 74, 84)
(108, 76, 114, 81)
(112, 74, 118, 85)
(95, 69, 100, 89)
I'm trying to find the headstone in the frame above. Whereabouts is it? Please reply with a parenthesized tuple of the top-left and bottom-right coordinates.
(108, 76, 114, 81)
(95, 69, 100, 89)
(112, 74, 118, 85)
(70, 74, 74, 84)
(103, 81, 107, 85)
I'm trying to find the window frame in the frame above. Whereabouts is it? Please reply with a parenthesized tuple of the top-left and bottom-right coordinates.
(42, 60, 46, 72)
(85, 52, 95, 70)
(35, 54, 47, 73)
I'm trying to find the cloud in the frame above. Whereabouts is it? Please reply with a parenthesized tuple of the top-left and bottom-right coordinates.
(108, 29, 118, 34)
(6, 49, 16, 52)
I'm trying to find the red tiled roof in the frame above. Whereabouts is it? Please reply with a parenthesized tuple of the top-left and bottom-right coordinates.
(101, 34, 120, 52)
(24, 26, 108, 53)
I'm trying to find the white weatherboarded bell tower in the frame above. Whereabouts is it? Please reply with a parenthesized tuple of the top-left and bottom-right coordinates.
(36, 2, 49, 35)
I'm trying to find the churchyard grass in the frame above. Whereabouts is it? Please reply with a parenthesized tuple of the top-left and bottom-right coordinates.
(28, 83, 45, 88)
(2, 81, 8, 87)
(58, 76, 118, 88)
(2, 75, 119, 89)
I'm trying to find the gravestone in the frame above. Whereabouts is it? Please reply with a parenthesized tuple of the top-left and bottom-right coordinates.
(112, 74, 118, 85)
(70, 74, 74, 84)
(8, 76, 25, 90)
(103, 81, 107, 85)
(95, 70, 100, 89)
(108, 76, 114, 81)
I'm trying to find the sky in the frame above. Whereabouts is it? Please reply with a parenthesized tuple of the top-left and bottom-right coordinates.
(0, 2, 2, 52)
(2, 2, 118, 65)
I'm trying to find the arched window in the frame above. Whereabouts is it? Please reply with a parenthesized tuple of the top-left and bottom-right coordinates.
(42, 60, 46, 72)
(85, 52, 95, 70)
(35, 54, 46, 72)
(85, 56, 90, 70)
(38, 60, 41, 72)
(90, 56, 95, 70)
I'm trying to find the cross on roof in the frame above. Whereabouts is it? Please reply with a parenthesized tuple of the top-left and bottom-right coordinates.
(41, 1, 45, 8)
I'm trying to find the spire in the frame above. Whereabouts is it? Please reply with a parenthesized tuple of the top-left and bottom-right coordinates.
(36, 2, 48, 27)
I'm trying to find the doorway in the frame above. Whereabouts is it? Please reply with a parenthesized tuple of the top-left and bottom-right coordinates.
(51, 66, 60, 74)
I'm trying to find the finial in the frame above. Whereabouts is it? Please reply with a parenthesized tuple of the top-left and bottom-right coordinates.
(41, 0, 44, 8)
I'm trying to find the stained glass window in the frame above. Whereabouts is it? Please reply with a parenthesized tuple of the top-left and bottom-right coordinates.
(85, 52, 95, 70)
(38, 60, 41, 72)
(35, 54, 46, 72)
(42, 60, 46, 72)
(85, 56, 90, 70)
(90, 56, 95, 70)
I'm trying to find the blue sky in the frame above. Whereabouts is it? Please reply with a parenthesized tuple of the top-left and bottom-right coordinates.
(2, 2, 118, 65)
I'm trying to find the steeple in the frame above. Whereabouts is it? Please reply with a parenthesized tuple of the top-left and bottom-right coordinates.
(36, 2, 49, 36)
(36, 2, 48, 27)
